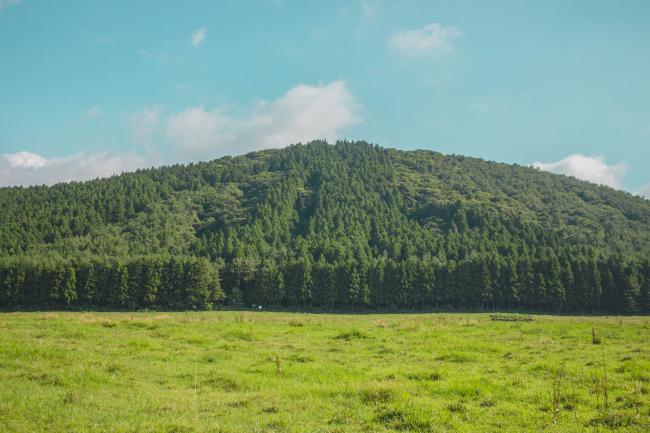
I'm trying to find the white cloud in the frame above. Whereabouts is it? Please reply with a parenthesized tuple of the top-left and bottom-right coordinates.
(129, 106, 161, 147)
(361, 0, 378, 20)
(163, 80, 361, 158)
(2, 81, 362, 187)
(388, 23, 461, 58)
(82, 105, 102, 120)
(191, 28, 206, 47)
(0, 151, 146, 187)
(166, 106, 232, 154)
(636, 183, 650, 199)
(531, 154, 628, 189)
(4, 151, 47, 168)
(0, 0, 21, 9)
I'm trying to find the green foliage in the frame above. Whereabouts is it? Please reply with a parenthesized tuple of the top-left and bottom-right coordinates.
(0, 256, 222, 310)
(1, 141, 649, 312)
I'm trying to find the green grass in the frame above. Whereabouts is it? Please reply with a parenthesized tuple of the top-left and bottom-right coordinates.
(1, 312, 649, 432)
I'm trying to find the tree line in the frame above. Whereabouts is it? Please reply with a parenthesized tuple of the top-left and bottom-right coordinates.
(1, 252, 648, 313)
(0, 256, 221, 310)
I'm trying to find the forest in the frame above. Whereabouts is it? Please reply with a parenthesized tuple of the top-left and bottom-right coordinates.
(1, 141, 649, 313)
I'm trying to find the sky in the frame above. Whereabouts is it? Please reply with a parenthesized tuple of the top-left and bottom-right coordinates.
(0, 0, 649, 197)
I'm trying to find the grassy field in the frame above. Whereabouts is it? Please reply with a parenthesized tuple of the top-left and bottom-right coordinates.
(0, 312, 649, 432)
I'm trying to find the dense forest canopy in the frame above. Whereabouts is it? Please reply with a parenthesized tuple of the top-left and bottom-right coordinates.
(1, 141, 649, 312)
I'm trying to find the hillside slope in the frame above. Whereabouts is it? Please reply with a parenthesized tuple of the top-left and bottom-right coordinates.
(1, 141, 649, 312)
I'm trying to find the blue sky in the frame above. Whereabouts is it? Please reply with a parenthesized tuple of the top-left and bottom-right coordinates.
(0, 0, 649, 196)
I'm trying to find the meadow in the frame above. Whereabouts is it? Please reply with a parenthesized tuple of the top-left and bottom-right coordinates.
(0, 311, 649, 432)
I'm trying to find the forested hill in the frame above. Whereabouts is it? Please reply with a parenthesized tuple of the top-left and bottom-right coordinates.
(1, 141, 649, 313)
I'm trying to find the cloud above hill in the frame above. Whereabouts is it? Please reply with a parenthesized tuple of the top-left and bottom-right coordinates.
(0, 151, 145, 187)
(637, 183, 650, 199)
(532, 154, 628, 189)
(1, 81, 362, 186)
(164, 80, 361, 158)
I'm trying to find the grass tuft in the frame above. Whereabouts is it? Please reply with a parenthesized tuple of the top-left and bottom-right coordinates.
(490, 313, 533, 322)
(202, 374, 243, 392)
(374, 407, 433, 432)
(592, 327, 602, 345)
(359, 383, 397, 404)
(406, 372, 442, 382)
(334, 329, 368, 341)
